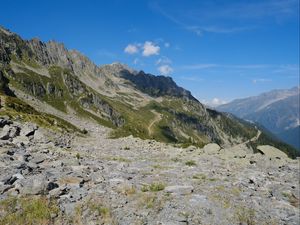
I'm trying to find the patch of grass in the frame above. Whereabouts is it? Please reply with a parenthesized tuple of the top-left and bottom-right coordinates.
(0, 196, 59, 225)
(137, 192, 167, 212)
(282, 192, 300, 208)
(185, 160, 197, 166)
(141, 182, 165, 192)
(73, 197, 115, 225)
(149, 182, 165, 192)
(208, 178, 218, 182)
(144, 194, 157, 209)
(0, 94, 81, 133)
(234, 206, 256, 225)
(192, 173, 207, 180)
(75, 153, 81, 160)
(118, 185, 136, 196)
(110, 156, 131, 163)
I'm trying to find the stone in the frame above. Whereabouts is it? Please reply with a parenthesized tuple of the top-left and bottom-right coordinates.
(257, 145, 288, 159)
(20, 175, 47, 195)
(165, 185, 194, 195)
(202, 143, 221, 154)
(0, 117, 12, 128)
(0, 125, 20, 140)
(31, 153, 47, 164)
(20, 123, 38, 137)
(47, 182, 59, 191)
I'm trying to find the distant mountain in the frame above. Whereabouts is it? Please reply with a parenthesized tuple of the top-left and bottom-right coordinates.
(0, 25, 298, 158)
(217, 87, 300, 151)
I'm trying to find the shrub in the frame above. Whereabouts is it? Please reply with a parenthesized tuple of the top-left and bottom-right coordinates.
(185, 160, 197, 166)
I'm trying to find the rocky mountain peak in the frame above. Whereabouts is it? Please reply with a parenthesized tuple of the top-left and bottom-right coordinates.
(0, 26, 14, 36)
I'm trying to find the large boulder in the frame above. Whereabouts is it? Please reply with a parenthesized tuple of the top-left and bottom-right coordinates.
(202, 143, 221, 154)
(20, 123, 38, 137)
(257, 145, 288, 159)
(0, 125, 20, 140)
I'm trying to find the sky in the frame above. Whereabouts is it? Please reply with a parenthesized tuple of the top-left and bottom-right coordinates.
(1, 0, 299, 106)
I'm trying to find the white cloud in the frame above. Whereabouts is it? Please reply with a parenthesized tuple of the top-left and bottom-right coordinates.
(158, 65, 173, 75)
(142, 41, 160, 56)
(124, 44, 139, 54)
(203, 98, 227, 107)
(156, 56, 172, 65)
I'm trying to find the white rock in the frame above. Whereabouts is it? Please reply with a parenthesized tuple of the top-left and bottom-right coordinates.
(165, 185, 194, 195)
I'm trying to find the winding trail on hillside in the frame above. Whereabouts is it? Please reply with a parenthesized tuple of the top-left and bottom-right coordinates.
(236, 129, 262, 148)
(148, 110, 162, 136)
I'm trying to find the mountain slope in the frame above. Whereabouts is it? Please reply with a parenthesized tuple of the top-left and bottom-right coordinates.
(217, 87, 300, 151)
(0, 26, 298, 158)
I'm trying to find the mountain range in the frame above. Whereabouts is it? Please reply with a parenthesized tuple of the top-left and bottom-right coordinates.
(0, 25, 299, 224)
(217, 87, 300, 151)
(0, 26, 298, 158)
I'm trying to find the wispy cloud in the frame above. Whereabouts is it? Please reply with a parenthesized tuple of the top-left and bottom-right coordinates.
(181, 64, 218, 70)
(158, 64, 173, 75)
(124, 44, 139, 54)
(252, 78, 272, 84)
(180, 63, 298, 71)
(150, 0, 298, 36)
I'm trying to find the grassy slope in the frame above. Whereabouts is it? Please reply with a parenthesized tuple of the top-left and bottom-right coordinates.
(0, 94, 82, 133)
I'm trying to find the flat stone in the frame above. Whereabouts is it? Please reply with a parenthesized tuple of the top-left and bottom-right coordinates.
(257, 145, 288, 159)
(20, 175, 47, 195)
(165, 185, 194, 195)
(203, 143, 221, 154)
(31, 153, 47, 164)
(20, 123, 38, 137)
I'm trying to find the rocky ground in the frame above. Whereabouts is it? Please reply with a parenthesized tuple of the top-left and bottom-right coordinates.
(0, 116, 299, 225)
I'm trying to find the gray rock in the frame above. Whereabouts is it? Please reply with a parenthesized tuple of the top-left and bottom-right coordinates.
(20, 123, 38, 137)
(20, 175, 48, 195)
(31, 153, 47, 164)
(0, 125, 20, 140)
(165, 185, 194, 195)
(0, 117, 12, 128)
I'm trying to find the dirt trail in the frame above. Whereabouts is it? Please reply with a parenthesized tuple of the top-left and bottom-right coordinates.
(236, 129, 262, 148)
(148, 110, 162, 136)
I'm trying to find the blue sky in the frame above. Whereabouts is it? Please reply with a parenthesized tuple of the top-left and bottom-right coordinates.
(1, 0, 299, 105)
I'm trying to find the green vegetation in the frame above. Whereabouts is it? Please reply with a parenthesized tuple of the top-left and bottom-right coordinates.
(6, 63, 117, 128)
(141, 182, 165, 192)
(185, 160, 197, 166)
(4, 53, 295, 158)
(75, 153, 81, 160)
(192, 173, 207, 180)
(0, 196, 59, 225)
(234, 207, 256, 225)
(0, 94, 81, 133)
(73, 198, 115, 225)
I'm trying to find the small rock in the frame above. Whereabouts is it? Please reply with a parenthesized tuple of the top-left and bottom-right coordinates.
(165, 185, 194, 195)
(47, 182, 59, 191)
(31, 154, 47, 164)
(20, 123, 38, 137)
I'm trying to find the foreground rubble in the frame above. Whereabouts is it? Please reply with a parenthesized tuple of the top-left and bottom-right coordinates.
(0, 117, 299, 225)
